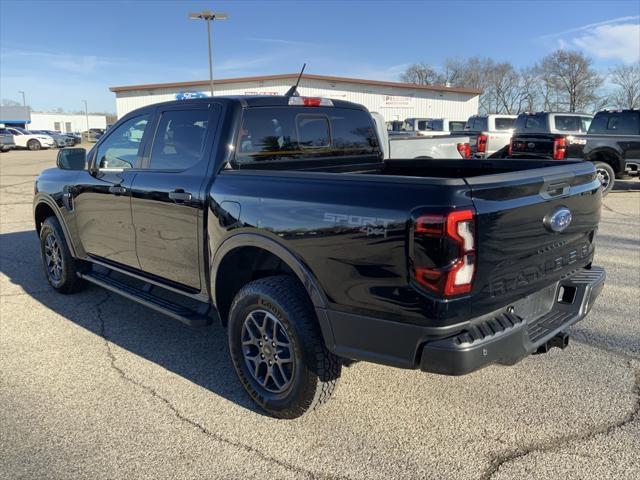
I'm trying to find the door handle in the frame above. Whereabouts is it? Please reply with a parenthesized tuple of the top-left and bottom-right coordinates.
(109, 185, 127, 195)
(169, 190, 192, 202)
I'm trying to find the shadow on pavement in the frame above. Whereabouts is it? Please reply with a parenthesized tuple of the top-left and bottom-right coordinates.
(611, 178, 640, 192)
(0, 229, 264, 415)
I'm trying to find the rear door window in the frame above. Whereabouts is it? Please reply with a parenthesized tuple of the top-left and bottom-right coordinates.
(449, 121, 466, 132)
(149, 109, 209, 170)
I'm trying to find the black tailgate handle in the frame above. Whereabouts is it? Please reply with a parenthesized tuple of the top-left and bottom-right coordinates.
(541, 173, 573, 199)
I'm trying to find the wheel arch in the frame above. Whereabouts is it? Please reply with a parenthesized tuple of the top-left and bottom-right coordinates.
(587, 148, 625, 174)
(211, 233, 328, 326)
(33, 195, 77, 257)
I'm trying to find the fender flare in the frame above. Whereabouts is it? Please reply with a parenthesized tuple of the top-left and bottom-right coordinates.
(33, 193, 78, 258)
(587, 147, 625, 173)
(210, 232, 328, 310)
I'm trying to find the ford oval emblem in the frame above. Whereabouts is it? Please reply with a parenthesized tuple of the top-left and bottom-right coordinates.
(527, 142, 536, 149)
(545, 207, 572, 233)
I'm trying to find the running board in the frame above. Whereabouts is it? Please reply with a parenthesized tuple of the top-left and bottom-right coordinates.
(79, 271, 213, 327)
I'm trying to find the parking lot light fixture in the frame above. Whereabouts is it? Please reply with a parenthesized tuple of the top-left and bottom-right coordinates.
(188, 10, 228, 97)
(18, 91, 26, 106)
(82, 100, 89, 139)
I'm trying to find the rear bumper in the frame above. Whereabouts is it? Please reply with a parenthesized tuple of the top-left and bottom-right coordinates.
(319, 266, 605, 375)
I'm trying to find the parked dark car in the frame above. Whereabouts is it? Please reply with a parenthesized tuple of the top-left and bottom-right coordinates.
(0, 128, 16, 151)
(34, 96, 605, 418)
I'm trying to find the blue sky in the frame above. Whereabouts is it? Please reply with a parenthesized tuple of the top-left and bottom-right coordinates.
(1, 0, 638, 113)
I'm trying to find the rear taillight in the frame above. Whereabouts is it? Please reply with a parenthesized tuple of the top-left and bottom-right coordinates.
(413, 209, 476, 297)
(508, 138, 513, 156)
(553, 137, 566, 160)
(457, 142, 471, 159)
(476, 134, 488, 153)
(288, 96, 333, 107)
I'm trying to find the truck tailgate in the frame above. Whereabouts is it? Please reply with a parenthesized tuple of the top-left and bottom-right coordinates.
(511, 134, 556, 157)
(466, 161, 601, 317)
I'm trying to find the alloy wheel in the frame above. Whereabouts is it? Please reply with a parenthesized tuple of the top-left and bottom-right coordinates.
(596, 167, 610, 190)
(44, 233, 63, 283)
(241, 309, 295, 393)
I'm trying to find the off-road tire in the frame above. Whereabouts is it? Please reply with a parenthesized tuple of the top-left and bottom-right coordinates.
(594, 161, 615, 196)
(39, 216, 85, 293)
(228, 275, 341, 419)
(27, 139, 41, 151)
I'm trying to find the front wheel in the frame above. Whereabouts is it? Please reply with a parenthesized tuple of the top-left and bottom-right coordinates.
(39, 217, 85, 293)
(27, 139, 41, 151)
(227, 276, 341, 419)
(594, 161, 615, 195)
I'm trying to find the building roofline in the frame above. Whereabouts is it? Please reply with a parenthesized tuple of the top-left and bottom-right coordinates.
(109, 73, 482, 95)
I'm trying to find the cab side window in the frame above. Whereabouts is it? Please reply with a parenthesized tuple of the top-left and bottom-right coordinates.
(149, 109, 209, 170)
(96, 115, 150, 169)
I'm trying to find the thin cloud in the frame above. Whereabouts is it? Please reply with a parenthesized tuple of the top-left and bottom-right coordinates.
(538, 15, 640, 39)
(244, 37, 317, 47)
(571, 23, 640, 64)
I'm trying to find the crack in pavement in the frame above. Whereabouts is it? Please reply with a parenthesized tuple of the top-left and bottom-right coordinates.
(94, 291, 347, 480)
(480, 364, 640, 480)
(602, 202, 637, 218)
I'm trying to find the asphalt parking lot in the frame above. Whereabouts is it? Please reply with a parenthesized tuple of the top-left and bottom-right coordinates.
(1, 148, 638, 480)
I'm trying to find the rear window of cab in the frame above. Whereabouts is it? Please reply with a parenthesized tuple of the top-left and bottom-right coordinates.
(514, 113, 547, 133)
(588, 112, 640, 135)
(235, 106, 379, 165)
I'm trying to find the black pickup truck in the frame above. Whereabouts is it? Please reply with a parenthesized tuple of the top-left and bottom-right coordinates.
(34, 96, 605, 418)
(510, 110, 640, 194)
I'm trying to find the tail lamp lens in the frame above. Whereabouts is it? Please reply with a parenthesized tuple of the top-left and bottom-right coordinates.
(477, 134, 488, 153)
(414, 209, 476, 297)
(457, 142, 471, 159)
(553, 137, 566, 160)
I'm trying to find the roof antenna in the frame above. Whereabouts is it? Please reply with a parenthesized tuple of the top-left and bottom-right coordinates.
(284, 63, 306, 97)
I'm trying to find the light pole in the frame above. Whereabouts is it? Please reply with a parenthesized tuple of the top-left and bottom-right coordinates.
(82, 100, 89, 139)
(18, 91, 26, 106)
(188, 10, 227, 96)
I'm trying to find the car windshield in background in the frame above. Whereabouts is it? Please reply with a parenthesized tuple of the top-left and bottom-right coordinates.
(495, 117, 515, 130)
(12, 127, 30, 134)
(588, 112, 639, 135)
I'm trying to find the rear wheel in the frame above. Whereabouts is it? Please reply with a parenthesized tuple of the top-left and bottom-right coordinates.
(594, 161, 615, 195)
(39, 217, 85, 293)
(227, 275, 341, 418)
(27, 139, 41, 151)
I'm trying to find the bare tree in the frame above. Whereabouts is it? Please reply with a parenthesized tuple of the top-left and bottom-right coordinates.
(400, 62, 444, 85)
(537, 50, 603, 112)
(517, 67, 539, 113)
(609, 63, 640, 109)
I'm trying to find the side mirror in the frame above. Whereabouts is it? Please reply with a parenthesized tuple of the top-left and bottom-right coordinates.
(57, 147, 87, 171)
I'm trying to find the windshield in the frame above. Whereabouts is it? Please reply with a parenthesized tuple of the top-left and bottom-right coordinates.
(13, 127, 30, 134)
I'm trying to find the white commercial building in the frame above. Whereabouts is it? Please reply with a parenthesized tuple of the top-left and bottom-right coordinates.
(110, 73, 480, 122)
(29, 112, 107, 133)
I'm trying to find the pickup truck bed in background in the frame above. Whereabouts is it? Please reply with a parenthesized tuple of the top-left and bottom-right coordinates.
(34, 96, 605, 418)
